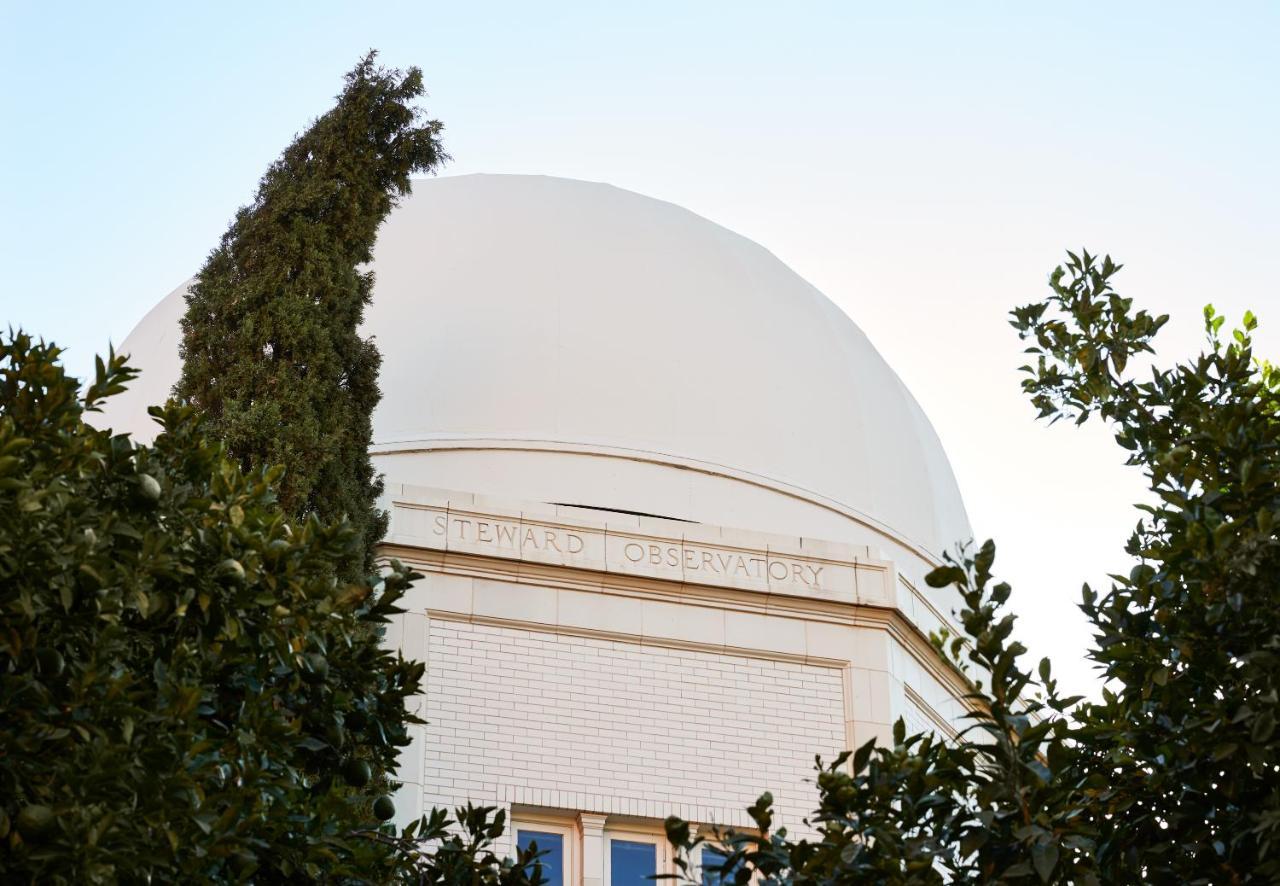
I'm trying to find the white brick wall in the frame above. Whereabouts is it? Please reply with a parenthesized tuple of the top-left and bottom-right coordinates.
(411, 619, 846, 831)
(888, 636, 967, 732)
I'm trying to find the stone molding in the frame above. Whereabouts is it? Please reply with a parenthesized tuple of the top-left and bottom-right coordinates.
(503, 786, 755, 832)
(372, 437, 946, 566)
(386, 484, 895, 607)
(381, 484, 971, 700)
(905, 684, 960, 739)
(381, 485, 981, 837)
(380, 550, 970, 715)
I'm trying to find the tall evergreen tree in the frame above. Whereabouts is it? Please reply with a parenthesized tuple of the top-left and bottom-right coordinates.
(177, 52, 445, 575)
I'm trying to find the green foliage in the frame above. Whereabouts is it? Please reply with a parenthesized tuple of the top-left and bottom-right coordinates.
(666, 251, 1280, 883)
(1019, 252, 1280, 880)
(176, 51, 446, 578)
(0, 332, 543, 883)
(371, 805, 550, 886)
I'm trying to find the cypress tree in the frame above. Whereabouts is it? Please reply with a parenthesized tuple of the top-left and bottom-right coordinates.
(177, 52, 445, 576)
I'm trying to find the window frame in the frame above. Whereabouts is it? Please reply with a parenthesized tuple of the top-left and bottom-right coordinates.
(604, 826, 671, 886)
(512, 814, 579, 886)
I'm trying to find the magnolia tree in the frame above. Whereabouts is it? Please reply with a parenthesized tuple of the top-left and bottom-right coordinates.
(0, 334, 540, 884)
(667, 252, 1280, 884)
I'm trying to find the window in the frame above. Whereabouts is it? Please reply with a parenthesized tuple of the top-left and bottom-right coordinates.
(605, 831, 668, 886)
(512, 810, 675, 886)
(610, 840, 655, 886)
(700, 847, 739, 886)
(517, 828, 567, 886)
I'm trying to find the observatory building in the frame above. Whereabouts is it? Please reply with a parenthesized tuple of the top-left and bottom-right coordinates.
(103, 174, 973, 886)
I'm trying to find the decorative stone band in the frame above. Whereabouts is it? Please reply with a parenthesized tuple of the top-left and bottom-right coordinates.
(369, 436, 949, 567)
(499, 784, 760, 832)
(385, 486, 896, 607)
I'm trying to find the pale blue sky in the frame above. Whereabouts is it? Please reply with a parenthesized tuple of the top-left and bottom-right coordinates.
(3, 1, 1278, 697)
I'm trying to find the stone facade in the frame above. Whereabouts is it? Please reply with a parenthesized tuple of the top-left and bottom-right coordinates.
(381, 483, 972, 879)
(418, 620, 845, 828)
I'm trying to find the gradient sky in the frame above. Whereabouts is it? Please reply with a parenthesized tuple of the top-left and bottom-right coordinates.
(3, 1, 1277, 699)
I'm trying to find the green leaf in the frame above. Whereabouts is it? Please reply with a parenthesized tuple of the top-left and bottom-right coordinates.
(1031, 842, 1059, 882)
(852, 737, 876, 773)
(926, 565, 966, 588)
(1252, 711, 1275, 744)
(664, 816, 690, 848)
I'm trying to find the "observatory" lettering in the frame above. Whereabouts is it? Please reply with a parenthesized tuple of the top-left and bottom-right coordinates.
(396, 502, 851, 599)
(619, 542, 824, 588)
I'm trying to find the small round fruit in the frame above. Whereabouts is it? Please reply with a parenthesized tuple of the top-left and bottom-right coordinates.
(326, 724, 346, 749)
(372, 795, 396, 821)
(302, 652, 329, 682)
(138, 474, 161, 501)
(216, 558, 245, 583)
(35, 648, 65, 678)
(343, 758, 372, 788)
(16, 804, 55, 840)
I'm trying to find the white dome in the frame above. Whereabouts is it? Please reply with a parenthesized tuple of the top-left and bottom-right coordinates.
(100, 174, 970, 561)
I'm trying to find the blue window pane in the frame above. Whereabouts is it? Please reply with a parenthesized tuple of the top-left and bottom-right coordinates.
(518, 830, 564, 886)
(702, 848, 733, 886)
(611, 839, 656, 886)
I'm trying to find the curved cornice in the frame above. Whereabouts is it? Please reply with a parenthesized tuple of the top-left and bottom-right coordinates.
(370, 434, 951, 567)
